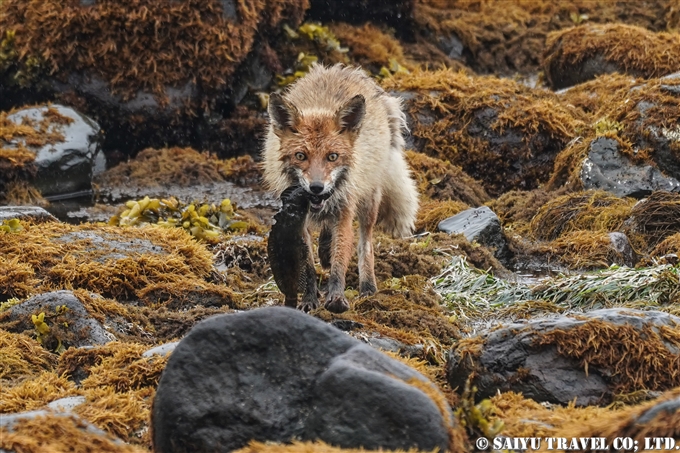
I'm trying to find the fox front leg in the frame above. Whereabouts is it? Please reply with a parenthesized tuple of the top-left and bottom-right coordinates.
(299, 227, 320, 312)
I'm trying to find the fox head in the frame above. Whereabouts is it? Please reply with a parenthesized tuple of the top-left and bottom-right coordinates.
(268, 93, 366, 211)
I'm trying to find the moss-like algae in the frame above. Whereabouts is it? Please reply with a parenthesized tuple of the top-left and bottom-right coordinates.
(625, 192, 680, 252)
(97, 147, 261, 189)
(486, 187, 567, 235)
(415, 199, 469, 233)
(0, 371, 78, 413)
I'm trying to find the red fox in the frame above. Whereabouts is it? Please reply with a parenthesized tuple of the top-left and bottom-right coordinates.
(262, 63, 419, 313)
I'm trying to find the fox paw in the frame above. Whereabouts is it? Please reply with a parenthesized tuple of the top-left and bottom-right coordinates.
(359, 280, 377, 297)
(324, 293, 350, 313)
(298, 295, 319, 313)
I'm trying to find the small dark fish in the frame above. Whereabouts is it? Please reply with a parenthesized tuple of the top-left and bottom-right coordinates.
(268, 185, 312, 308)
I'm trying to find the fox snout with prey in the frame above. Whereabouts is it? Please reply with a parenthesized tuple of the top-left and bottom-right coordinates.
(263, 63, 419, 313)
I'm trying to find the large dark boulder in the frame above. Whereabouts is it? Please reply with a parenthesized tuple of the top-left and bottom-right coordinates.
(152, 306, 455, 453)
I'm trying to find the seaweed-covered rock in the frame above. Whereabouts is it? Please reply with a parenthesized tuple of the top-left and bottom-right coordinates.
(0, 291, 114, 351)
(550, 75, 680, 193)
(448, 308, 680, 406)
(0, 0, 308, 156)
(152, 307, 456, 453)
(0, 221, 236, 307)
(544, 24, 680, 89)
(580, 136, 680, 198)
(384, 69, 582, 196)
(3, 104, 102, 200)
(438, 206, 511, 265)
(412, 1, 670, 76)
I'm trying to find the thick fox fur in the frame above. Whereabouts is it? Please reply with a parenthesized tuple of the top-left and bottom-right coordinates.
(262, 63, 419, 313)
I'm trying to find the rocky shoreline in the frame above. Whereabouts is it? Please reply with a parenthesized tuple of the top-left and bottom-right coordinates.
(3, 1, 680, 452)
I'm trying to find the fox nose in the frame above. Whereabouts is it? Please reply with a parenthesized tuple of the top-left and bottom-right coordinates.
(309, 182, 325, 194)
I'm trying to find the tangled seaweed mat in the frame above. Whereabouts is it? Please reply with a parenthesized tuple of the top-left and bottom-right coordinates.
(530, 190, 636, 241)
(0, 220, 236, 308)
(383, 68, 583, 196)
(0, 0, 308, 99)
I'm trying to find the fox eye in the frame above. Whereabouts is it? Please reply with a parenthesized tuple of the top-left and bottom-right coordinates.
(327, 153, 339, 162)
(295, 152, 306, 161)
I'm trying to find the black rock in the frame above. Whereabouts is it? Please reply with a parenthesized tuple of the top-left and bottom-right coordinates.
(580, 136, 680, 198)
(448, 308, 680, 406)
(152, 307, 454, 453)
(438, 206, 512, 265)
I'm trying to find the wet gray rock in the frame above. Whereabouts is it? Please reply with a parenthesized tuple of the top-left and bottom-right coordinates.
(0, 290, 115, 349)
(143, 342, 179, 358)
(4, 104, 102, 200)
(580, 137, 680, 198)
(0, 206, 57, 223)
(608, 232, 637, 267)
(438, 206, 511, 264)
(152, 307, 454, 453)
(46, 396, 87, 412)
(448, 308, 680, 406)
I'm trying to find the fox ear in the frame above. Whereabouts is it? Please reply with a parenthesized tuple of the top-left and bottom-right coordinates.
(268, 92, 299, 133)
(337, 95, 365, 133)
